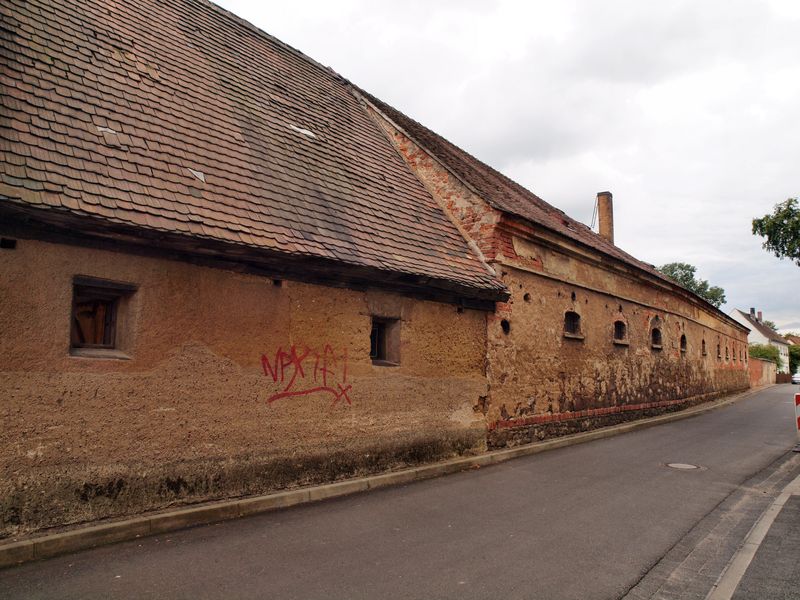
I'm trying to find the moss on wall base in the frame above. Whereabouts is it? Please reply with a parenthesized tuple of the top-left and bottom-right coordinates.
(0, 429, 484, 539)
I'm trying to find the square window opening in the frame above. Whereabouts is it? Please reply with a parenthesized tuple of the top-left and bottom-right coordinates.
(370, 317, 400, 365)
(70, 276, 136, 355)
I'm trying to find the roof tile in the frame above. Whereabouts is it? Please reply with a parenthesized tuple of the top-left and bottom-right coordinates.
(1, 0, 504, 299)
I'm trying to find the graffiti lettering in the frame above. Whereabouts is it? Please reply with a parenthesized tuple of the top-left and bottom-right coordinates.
(261, 344, 351, 406)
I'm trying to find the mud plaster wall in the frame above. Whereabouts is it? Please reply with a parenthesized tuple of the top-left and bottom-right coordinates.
(749, 357, 776, 388)
(370, 109, 749, 430)
(0, 237, 488, 537)
(486, 264, 749, 426)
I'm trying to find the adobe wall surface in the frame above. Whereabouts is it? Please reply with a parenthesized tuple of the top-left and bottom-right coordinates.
(0, 237, 488, 537)
(484, 264, 749, 445)
(373, 110, 750, 445)
(749, 357, 776, 388)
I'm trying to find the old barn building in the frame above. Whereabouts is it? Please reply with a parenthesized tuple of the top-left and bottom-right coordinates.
(1, 0, 748, 537)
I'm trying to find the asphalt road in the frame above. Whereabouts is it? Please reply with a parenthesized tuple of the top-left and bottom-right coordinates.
(2, 386, 798, 600)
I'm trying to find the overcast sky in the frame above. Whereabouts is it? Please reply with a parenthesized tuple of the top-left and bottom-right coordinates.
(217, 0, 800, 332)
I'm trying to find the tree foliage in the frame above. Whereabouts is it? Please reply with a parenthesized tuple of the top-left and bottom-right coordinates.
(749, 344, 782, 370)
(762, 319, 778, 331)
(790, 345, 800, 375)
(657, 262, 726, 308)
(752, 198, 800, 265)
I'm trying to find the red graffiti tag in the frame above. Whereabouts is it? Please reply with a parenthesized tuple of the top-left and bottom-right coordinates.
(261, 344, 351, 406)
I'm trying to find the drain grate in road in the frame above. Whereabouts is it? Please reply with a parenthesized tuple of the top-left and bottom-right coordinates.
(667, 463, 700, 470)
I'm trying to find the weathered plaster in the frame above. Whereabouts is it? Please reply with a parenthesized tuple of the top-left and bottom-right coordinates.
(0, 237, 488, 536)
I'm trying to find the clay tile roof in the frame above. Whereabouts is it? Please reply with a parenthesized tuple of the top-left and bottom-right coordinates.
(736, 312, 790, 345)
(361, 91, 678, 286)
(0, 0, 505, 301)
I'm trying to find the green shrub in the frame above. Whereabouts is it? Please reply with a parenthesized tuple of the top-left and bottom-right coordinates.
(749, 344, 782, 370)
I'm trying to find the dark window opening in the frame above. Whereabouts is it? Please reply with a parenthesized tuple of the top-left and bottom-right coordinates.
(570, 291, 576, 302)
(651, 328, 663, 349)
(680, 334, 687, 355)
(0, 237, 17, 249)
(500, 319, 511, 335)
(717, 344, 721, 359)
(70, 276, 136, 351)
(370, 321, 387, 360)
(725, 346, 729, 360)
(702, 339, 707, 356)
(370, 317, 400, 365)
(523, 293, 531, 303)
(613, 320, 627, 342)
(564, 311, 582, 337)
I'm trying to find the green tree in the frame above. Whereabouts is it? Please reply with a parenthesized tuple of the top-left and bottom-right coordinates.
(657, 262, 726, 308)
(749, 344, 782, 370)
(790, 345, 799, 375)
(762, 319, 778, 331)
(752, 198, 800, 265)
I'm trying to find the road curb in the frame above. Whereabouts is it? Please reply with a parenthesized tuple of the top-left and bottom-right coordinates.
(0, 386, 767, 569)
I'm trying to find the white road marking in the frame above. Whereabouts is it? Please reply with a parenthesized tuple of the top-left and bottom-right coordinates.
(705, 473, 800, 600)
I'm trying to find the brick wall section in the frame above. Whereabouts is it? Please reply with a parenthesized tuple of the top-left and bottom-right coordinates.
(370, 108, 751, 446)
(749, 357, 776, 387)
(367, 106, 502, 264)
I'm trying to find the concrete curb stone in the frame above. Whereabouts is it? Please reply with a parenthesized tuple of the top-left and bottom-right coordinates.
(0, 386, 768, 569)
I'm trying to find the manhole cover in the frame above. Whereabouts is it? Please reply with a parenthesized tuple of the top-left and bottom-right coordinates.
(667, 463, 700, 470)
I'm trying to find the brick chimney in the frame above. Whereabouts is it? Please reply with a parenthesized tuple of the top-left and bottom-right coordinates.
(750, 307, 755, 317)
(757, 310, 763, 322)
(597, 191, 614, 245)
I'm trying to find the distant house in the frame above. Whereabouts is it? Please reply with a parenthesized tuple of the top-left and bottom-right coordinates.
(785, 334, 800, 346)
(729, 309, 791, 373)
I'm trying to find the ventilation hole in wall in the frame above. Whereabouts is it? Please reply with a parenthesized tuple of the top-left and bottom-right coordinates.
(523, 293, 531, 303)
(273, 279, 283, 287)
(571, 291, 576, 301)
(618, 304, 623, 312)
(457, 306, 464, 314)
(0, 238, 17, 249)
(501, 319, 511, 335)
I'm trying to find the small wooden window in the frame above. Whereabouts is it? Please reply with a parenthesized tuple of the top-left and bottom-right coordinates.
(651, 328, 663, 350)
(564, 311, 582, 338)
(680, 334, 687, 355)
(71, 276, 136, 350)
(370, 317, 400, 365)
